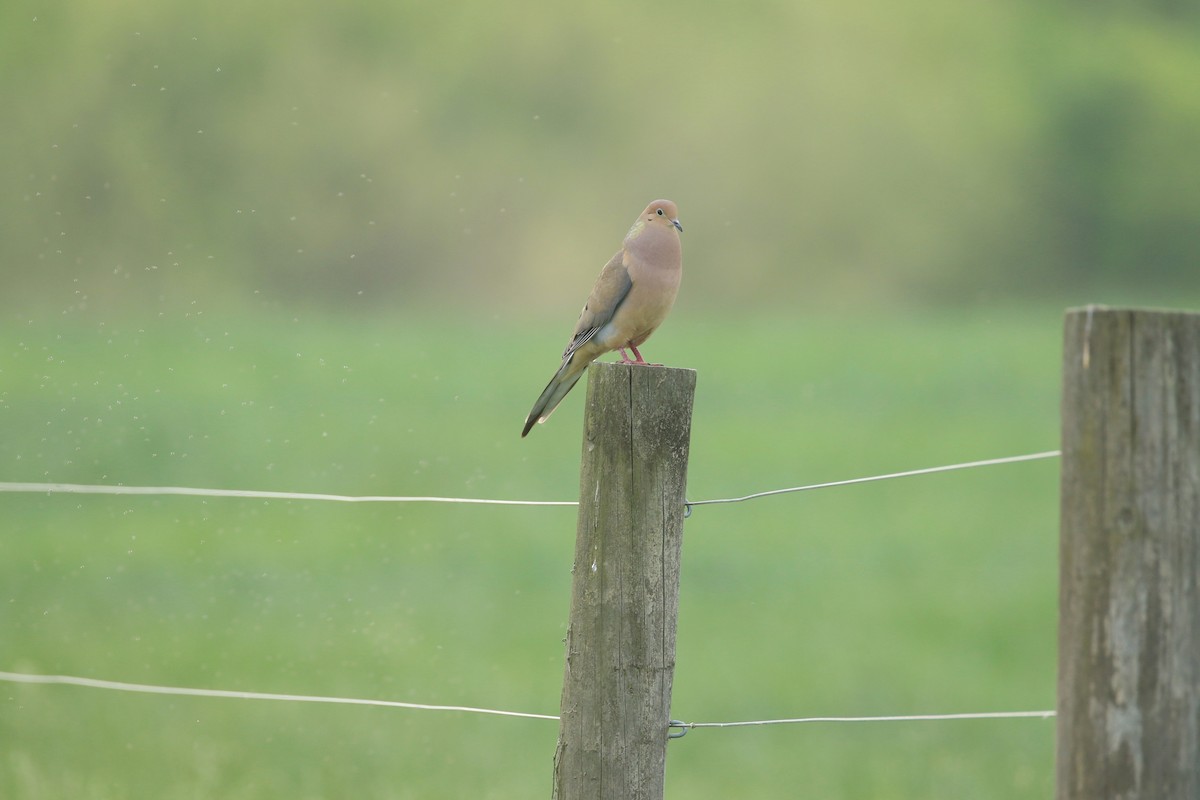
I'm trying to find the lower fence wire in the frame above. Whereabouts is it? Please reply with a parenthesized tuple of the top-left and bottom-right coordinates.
(0, 670, 1053, 732)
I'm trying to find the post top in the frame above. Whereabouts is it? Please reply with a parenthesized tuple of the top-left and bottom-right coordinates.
(1065, 304, 1200, 318)
(588, 360, 696, 377)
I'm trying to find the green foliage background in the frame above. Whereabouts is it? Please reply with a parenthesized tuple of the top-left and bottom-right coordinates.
(3, 0, 1198, 313)
(2, 0, 1198, 796)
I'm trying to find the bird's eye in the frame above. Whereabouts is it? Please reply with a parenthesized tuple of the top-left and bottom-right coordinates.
(656, 208, 664, 216)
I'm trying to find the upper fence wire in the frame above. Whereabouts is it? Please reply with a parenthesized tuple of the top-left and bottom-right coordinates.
(0, 450, 1060, 509)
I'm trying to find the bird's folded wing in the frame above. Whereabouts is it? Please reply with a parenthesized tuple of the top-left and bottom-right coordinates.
(562, 251, 632, 359)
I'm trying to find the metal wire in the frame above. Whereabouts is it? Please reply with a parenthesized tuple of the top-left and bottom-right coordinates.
(685, 450, 1060, 510)
(673, 709, 1056, 732)
(0, 670, 558, 721)
(0, 670, 1054, 731)
(0, 482, 576, 506)
(0, 450, 1060, 509)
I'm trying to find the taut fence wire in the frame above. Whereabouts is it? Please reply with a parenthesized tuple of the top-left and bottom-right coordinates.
(0, 450, 1060, 509)
(0, 670, 1053, 729)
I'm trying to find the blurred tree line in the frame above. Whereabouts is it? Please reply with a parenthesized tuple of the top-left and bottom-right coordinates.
(2, 0, 1198, 314)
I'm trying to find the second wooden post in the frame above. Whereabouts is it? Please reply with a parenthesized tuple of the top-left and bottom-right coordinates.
(1058, 306, 1200, 798)
(552, 361, 697, 800)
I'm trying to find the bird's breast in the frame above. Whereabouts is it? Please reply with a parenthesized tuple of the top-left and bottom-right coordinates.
(598, 268, 680, 349)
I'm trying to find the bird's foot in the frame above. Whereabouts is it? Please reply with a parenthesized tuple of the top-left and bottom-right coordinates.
(618, 345, 660, 367)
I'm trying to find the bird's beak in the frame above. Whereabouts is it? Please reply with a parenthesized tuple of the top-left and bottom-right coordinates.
(672, 218, 683, 232)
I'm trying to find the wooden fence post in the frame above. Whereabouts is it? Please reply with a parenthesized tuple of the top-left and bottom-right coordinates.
(1058, 306, 1200, 798)
(552, 361, 697, 800)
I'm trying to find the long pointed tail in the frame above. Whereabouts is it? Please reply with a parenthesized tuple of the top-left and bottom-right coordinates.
(521, 356, 588, 437)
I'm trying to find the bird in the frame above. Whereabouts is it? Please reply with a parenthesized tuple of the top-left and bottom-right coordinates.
(522, 199, 683, 438)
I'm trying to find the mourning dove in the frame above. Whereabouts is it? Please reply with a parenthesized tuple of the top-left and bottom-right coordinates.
(522, 199, 683, 437)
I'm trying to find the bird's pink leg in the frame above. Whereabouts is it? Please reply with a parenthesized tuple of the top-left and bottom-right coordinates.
(626, 344, 661, 367)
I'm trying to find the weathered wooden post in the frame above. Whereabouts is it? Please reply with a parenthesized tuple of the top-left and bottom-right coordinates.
(552, 361, 696, 800)
(1058, 306, 1200, 798)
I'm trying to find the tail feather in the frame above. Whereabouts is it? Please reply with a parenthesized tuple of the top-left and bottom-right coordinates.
(521, 357, 588, 437)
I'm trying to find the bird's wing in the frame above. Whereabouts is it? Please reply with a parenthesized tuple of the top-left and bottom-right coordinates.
(562, 250, 632, 359)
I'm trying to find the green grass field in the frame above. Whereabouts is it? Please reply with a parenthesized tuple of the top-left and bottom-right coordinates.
(1, 306, 1064, 798)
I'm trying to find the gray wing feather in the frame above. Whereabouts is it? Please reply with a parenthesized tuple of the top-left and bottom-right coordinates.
(563, 253, 632, 358)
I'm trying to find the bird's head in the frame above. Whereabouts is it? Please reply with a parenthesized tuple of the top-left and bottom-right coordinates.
(642, 199, 683, 233)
